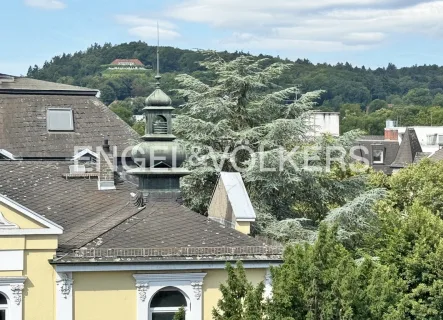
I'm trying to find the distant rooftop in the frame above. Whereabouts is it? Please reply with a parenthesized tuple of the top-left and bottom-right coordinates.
(0, 75, 97, 95)
(111, 59, 144, 66)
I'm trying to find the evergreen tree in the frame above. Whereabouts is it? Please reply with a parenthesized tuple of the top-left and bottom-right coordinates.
(174, 52, 369, 242)
(173, 306, 186, 320)
(267, 224, 402, 320)
(213, 261, 265, 320)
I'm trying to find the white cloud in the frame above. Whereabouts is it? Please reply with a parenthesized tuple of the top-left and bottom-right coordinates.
(115, 15, 181, 40)
(164, 0, 443, 52)
(24, 0, 66, 9)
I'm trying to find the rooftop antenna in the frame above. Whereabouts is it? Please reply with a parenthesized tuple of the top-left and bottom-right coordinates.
(155, 21, 161, 87)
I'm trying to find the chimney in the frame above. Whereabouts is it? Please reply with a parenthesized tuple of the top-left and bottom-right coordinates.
(385, 120, 398, 141)
(384, 129, 399, 141)
(98, 139, 116, 191)
(102, 137, 110, 153)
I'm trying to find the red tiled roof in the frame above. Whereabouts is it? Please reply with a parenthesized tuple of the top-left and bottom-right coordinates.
(111, 59, 144, 66)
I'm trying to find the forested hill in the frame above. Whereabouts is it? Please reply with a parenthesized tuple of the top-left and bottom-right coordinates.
(27, 41, 443, 135)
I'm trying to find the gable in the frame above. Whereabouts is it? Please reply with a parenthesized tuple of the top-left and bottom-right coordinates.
(0, 195, 63, 235)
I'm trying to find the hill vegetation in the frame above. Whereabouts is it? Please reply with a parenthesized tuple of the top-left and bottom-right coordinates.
(27, 41, 443, 135)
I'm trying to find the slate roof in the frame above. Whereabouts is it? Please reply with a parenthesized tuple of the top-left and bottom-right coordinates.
(85, 201, 261, 249)
(359, 135, 385, 141)
(0, 161, 271, 261)
(0, 93, 140, 158)
(429, 148, 443, 161)
(354, 139, 399, 174)
(413, 152, 431, 163)
(390, 128, 422, 168)
(0, 161, 141, 249)
(0, 76, 97, 94)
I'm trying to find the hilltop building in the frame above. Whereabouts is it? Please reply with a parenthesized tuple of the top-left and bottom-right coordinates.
(0, 71, 281, 320)
(109, 59, 147, 70)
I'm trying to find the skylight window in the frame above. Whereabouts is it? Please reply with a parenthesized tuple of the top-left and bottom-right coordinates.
(47, 108, 74, 131)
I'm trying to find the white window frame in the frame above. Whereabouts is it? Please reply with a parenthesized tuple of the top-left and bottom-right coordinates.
(0, 292, 8, 320)
(133, 273, 206, 320)
(149, 287, 189, 320)
(372, 149, 384, 164)
(47, 108, 74, 132)
(0, 277, 26, 320)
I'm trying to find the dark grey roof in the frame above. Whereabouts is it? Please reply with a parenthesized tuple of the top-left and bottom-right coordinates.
(0, 94, 140, 158)
(0, 77, 97, 95)
(0, 161, 141, 249)
(359, 135, 385, 141)
(429, 148, 443, 161)
(414, 152, 431, 163)
(390, 128, 422, 168)
(85, 201, 262, 249)
(355, 139, 399, 174)
(0, 161, 269, 259)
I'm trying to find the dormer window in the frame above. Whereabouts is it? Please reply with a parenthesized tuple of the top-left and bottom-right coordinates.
(372, 149, 384, 164)
(47, 108, 74, 132)
(153, 115, 168, 134)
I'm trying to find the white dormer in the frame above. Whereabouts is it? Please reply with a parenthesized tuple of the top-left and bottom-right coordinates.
(208, 172, 256, 235)
(73, 148, 98, 161)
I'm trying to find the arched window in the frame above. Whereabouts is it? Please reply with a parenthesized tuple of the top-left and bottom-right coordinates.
(149, 287, 187, 320)
(0, 293, 7, 320)
(153, 115, 168, 134)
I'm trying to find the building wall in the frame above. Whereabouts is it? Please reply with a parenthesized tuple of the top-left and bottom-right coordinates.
(308, 112, 340, 136)
(202, 268, 266, 319)
(73, 272, 136, 320)
(23, 249, 57, 320)
(396, 126, 443, 153)
(208, 180, 234, 223)
(0, 202, 58, 320)
(235, 221, 251, 235)
(71, 268, 267, 320)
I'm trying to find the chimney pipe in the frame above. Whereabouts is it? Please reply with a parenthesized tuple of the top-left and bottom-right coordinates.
(103, 137, 110, 153)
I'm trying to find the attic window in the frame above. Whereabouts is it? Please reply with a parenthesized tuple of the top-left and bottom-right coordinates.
(372, 149, 384, 164)
(47, 108, 74, 131)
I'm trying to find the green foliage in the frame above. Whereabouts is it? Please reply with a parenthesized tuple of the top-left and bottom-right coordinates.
(109, 104, 134, 126)
(132, 121, 145, 135)
(368, 99, 388, 113)
(174, 52, 370, 243)
(404, 88, 433, 106)
(370, 204, 443, 319)
(385, 159, 443, 216)
(267, 224, 402, 320)
(212, 261, 265, 320)
(27, 41, 443, 132)
(173, 306, 186, 320)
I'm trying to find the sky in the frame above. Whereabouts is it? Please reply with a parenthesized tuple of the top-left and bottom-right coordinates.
(3, 0, 443, 76)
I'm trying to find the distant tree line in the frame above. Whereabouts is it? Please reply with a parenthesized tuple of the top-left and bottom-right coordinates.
(27, 41, 443, 135)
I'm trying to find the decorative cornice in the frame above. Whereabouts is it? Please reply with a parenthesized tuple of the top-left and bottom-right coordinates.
(191, 281, 203, 300)
(10, 284, 24, 305)
(0, 212, 18, 229)
(56, 274, 73, 299)
(136, 283, 149, 302)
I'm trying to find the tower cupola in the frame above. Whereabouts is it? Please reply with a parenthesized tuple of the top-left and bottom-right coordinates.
(127, 27, 189, 201)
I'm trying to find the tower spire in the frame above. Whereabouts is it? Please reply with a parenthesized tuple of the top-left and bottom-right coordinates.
(155, 21, 161, 88)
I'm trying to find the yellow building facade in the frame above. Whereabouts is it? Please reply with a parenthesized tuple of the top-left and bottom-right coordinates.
(0, 194, 278, 320)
